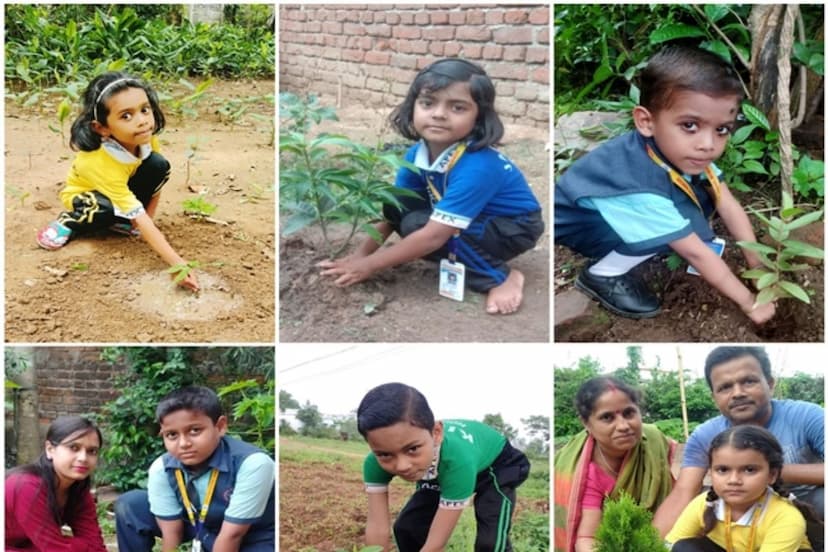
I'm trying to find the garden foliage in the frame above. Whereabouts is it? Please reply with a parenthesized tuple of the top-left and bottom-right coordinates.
(279, 92, 421, 258)
(594, 492, 665, 552)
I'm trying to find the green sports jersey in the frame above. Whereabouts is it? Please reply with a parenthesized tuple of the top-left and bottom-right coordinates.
(363, 419, 507, 508)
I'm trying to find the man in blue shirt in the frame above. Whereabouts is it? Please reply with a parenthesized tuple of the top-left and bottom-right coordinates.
(653, 346, 824, 536)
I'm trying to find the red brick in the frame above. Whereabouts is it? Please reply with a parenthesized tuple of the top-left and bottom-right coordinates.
(343, 22, 365, 36)
(400, 12, 414, 24)
(306, 21, 322, 33)
(374, 12, 386, 23)
(538, 27, 549, 45)
(495, 82, 515, 97)
(284, 20, 303, 32)
(531, 66, 549, 84)
(515, 83, 538, 101)
(526, 46, 548, 64)
(431, 11, 449, 24)
(504, 9, 529, 24)
(322, 48, 340, 60)
(429, 42, 445, 56)
(414, 12, 430, 25)
(487, 63, 529, 81)
(386, 13, 400, 24)
(503, 45, 526, 62)
(485, 9, 504, 25)
(368, 23, 392, 37)
(423, 26, 454, 41)
(360, 11, 374, 23)
(322, 21, 342, 34)
(493, 26, 532, 45)
(390, 54, 417, 70)
(448, 11, 465, 25)
(526, 102, 550, 122)
(365, 51, 391, 65)
(466, 9, 485, 24)
(529, 7, 549, 25)
(496, 97, 526, 117)
(464, 44, 483, 59)
(410, 40, 429, 54)
(358, 36, 373, 50)
(482, 44, 503, 60)
(444, 42, 462, 56)
(456, 26, 491, 42)
(324, 35, 347, 48)
(394, 26, 421, 39)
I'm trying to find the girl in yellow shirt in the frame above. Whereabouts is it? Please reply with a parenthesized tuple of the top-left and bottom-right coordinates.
(666, 425, 822, 552)
(36, 72, 198, 291)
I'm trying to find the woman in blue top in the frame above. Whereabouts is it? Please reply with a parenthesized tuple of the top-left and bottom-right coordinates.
(319, 59, 544, 315)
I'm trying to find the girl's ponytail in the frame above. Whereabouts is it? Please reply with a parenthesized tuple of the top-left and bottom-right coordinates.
(701, 488, 719, 536)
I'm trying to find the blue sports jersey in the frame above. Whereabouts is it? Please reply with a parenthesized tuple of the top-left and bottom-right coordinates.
(396, 141, 541, 230)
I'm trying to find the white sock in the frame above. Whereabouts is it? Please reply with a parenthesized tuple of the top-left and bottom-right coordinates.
(588, 250, 655, 277)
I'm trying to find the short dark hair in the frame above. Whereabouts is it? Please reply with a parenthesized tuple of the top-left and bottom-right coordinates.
(70, 71, 166, 152)
(574, 376, 642, 421)
(156, 386, 223, 424)
(389, 58, 504, 151)
(638, 45, 743, 115)
(357, 382, 435, 437)
(704, 346, 772, 389)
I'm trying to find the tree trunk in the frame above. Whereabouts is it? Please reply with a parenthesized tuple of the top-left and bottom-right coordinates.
(13, 348, 41, 465)
(749, 5, 784, 126)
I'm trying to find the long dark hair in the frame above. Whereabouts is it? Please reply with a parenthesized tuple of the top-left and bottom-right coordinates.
(70, 71, 166, 152)
(574, 376, 642, 421)
(357, 382, 435, 437)
(6, 416, 103, 525)
(703, 426, 823, 549)
(389, 58, 504, 151)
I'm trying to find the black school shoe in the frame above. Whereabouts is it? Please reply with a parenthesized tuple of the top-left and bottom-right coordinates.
(575, 265, 661, 319)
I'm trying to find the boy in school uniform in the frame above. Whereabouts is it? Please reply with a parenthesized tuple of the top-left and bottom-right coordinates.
(555, 45, 775, 324)
(115, 386, 275, 552)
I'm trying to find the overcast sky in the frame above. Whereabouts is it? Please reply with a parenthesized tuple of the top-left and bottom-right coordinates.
(278, 344, 552, 432)
(278, 344, 824, 432)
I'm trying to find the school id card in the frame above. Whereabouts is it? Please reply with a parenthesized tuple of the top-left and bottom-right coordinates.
(687, 237, 725, 276)
(439, 259, 465, 301)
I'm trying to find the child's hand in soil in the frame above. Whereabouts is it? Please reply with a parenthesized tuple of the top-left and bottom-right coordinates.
(317, 256, 374, 287)
(176, 271, 200, 293)
(746, 300, 775, 324)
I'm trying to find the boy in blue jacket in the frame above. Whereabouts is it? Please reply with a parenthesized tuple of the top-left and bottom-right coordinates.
(115, 386, 274, 551)
(556, 45, 775, 324)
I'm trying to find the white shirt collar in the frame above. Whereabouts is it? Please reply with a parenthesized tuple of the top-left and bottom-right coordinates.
(413, 140, 463, 173)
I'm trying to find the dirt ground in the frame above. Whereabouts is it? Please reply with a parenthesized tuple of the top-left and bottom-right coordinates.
(279, 102, 550, 342)
(5, 80, 275, 343)
(554, 226, 825, 343)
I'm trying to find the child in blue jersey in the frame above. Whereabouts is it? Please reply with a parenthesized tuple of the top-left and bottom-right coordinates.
(319, 58, 544, 314)
(555, 45, 774, 323)
(36, 72, 199, 292)
(358, 382, 530, 552)
(114, 386, 275, 552)
(666, 425, 822, 552)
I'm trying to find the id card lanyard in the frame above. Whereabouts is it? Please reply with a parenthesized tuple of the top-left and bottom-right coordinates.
(645, 144, 722, 211)
(424, 142, 468, 260)
(174, 468, 220, 552)
(723, 501, 760, 552)
(425, 143, 468, 301)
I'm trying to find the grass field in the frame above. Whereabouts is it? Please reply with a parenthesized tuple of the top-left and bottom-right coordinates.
(279, 436, 549, 551)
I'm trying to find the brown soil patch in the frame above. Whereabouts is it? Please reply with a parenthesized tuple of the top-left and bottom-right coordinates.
(5, 80, 275, 343)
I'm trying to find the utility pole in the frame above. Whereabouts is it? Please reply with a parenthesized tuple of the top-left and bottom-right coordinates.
(676, 346, 689, 440)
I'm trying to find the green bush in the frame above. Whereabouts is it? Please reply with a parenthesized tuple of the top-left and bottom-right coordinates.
(595, 492, 666, 552)
(5, 4, 274, 92)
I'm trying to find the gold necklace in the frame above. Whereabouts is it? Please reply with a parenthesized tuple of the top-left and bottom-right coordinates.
(596, 445, 619, 477)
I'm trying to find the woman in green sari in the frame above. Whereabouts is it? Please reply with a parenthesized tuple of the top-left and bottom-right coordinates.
(554, 376, 676, 551)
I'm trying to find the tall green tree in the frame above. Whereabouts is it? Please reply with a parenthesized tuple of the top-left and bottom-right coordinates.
(296, 401, 324, 437)
(554, 357, 601, 437)
(482, 413, 518, 441)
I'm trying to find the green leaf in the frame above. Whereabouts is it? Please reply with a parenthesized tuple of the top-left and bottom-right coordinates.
(704, 4, 729, 23)
(756, 272, 779, 290)
(741, 268, 769, 280)
(785, 210, 824, 231)
(649, 24, 706, 45)
(736, 240, 776, 255)
(741, 103, 770, 131)
(741, 159, 769, 175)
(779, 280, 810, 303)
(755, 287, 778, 305)
(781, 240, 825, 259)
(730, 124, 757, 145)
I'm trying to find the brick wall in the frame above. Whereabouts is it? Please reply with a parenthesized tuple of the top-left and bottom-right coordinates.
(279, 4, 549, 128)
(33, 348, 127, 424)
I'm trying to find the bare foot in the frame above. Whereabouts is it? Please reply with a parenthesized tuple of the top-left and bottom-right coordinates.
(485, 269, 525, 314)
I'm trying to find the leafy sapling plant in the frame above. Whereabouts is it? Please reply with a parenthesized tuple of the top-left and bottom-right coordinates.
(739, 192, 824, 305)
(167, 260, 201, 288)
(279, 92, 420, 258)
(594, 492, 665, 552)
(182, 195, 218, 220)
